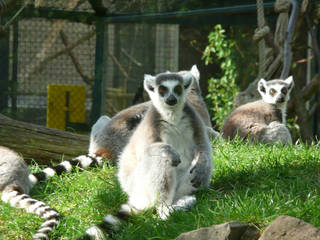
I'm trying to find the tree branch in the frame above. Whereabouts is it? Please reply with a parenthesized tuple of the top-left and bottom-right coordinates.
(121, 48, 143, 67)
(108, 50, 129, 80)
(59, 30, 94, 86)
(28, 30, 95, 77)
(88, 0, 108, 16)
(308, 103, 319, 120)
(305, 15, 320, 73)
(302, 74, 320, 101)
(281, 0, 300, 79)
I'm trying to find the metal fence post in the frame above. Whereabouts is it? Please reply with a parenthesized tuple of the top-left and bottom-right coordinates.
(11, 21, 19, 115)
(0, 21, 9, 113)
(91, 20, 107, 125)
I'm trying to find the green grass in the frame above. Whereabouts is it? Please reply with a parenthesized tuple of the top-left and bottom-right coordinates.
(1, 140, 320, 239)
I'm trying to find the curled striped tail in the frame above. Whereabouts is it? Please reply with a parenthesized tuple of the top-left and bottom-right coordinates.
(1, 186, 60, 240)
(29, 154, 106, 185)
(76, 204, 132, 240)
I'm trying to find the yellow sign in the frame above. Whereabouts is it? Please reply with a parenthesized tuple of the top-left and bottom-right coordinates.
(47, 85, 86, 130)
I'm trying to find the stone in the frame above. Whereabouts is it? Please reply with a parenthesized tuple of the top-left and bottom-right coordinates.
(175, 221, 249, 240)
(259, 215, 320, 240)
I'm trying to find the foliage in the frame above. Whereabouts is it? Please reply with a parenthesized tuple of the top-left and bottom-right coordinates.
(286, 116, 301, 142)
(202, 25, 239, 129)
(228, 26, 259, 89)
(1, 140, 320, 239)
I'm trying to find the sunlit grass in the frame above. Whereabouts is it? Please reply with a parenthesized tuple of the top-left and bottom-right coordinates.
(1, 140, 319, 239)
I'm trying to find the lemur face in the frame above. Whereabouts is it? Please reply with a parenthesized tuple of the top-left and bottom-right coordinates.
(144, 71, 194, 110)
(258, 76, 294, 106)
(157, 80, 183, 106)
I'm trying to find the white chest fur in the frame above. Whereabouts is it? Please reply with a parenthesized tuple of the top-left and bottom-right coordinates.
(160, 117, 194, 172)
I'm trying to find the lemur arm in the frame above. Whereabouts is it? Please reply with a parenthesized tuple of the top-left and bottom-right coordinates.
(189, 116, 213, 189)
(189, 147, 212, 189)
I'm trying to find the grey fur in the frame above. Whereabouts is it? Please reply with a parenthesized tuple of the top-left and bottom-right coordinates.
(0, 146, 32, 194)
(260, 121, 292, 144)
(0, 146, 60, 240)
(155, 73, 184, 85)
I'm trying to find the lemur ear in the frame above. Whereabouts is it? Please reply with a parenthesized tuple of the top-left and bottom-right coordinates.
(285, 76, 294, 91)
(257, 78, 267, 94)
(182, 72, 194, 90)
(190, 65, 200, 83)
(144, 74, 156, 93)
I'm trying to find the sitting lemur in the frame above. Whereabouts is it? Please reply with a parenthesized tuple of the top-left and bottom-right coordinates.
(221, 76, 294, 144)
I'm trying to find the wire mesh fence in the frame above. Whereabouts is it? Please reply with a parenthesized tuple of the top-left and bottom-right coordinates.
(0, 0, 295, 133)
(4, 17, 96, 129)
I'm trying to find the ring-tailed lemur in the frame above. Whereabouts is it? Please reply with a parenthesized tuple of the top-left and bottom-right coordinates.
(77, 69, 213, 240)
(221, 76, 294, 144)
(0, 146, 60, 240)
(85, 65, 217, 163)
(27, 66, 217, 183)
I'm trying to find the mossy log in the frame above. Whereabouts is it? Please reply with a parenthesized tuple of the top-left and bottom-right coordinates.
(0, 114, 89, 166)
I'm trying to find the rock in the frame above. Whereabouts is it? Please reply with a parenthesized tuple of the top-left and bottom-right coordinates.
(175, 221, 249, 240)
(259, 215, 320, 240)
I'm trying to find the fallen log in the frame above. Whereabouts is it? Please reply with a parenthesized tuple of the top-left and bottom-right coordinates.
(0, 113, 89, 166)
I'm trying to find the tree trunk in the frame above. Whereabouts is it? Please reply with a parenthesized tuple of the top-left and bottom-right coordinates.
(0, 114, 89, 165)
(290, 14, 314, 142)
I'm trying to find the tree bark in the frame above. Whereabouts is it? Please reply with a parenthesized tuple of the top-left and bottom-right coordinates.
(0, 114, 89, 165)
(290, 14, 314, 142)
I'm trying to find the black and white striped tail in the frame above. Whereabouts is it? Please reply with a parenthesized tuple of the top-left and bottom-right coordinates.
(28, 154, 105, 185)
(1, 188, 60, 240)
(76, 204, 132, 240)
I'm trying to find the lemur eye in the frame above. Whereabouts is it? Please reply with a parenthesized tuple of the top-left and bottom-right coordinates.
(174, 85, 182, 95)
(158, 85, 167, 96)
(281, 88, 288, 95)
(269, 89, 276, 95)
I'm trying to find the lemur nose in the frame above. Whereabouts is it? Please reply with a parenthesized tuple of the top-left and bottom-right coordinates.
(277, 96, 285, 103)
(166, 95, 177, 106)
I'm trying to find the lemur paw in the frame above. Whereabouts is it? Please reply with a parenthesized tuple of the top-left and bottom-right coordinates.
(169, 152, 181, 167)
(189, 158, 209, 188)
(147, 143, 181, 167)
(172, 195, 197, 211)
(159, 145, 181, 167)
(157, 204, 173, 220)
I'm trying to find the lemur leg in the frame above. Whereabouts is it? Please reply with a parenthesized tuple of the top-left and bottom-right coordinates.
(245, 122, 269, 142)
(126, 143, 180, 219)
(81, 143, 181, 239)
(174, 151, 211, 203)
(189, 151, 212, 189)
(207, 127, 221, 141)
(245, 121, 292, 144)
(88, 115, 112, 158)
(260, 121, 292, 144)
